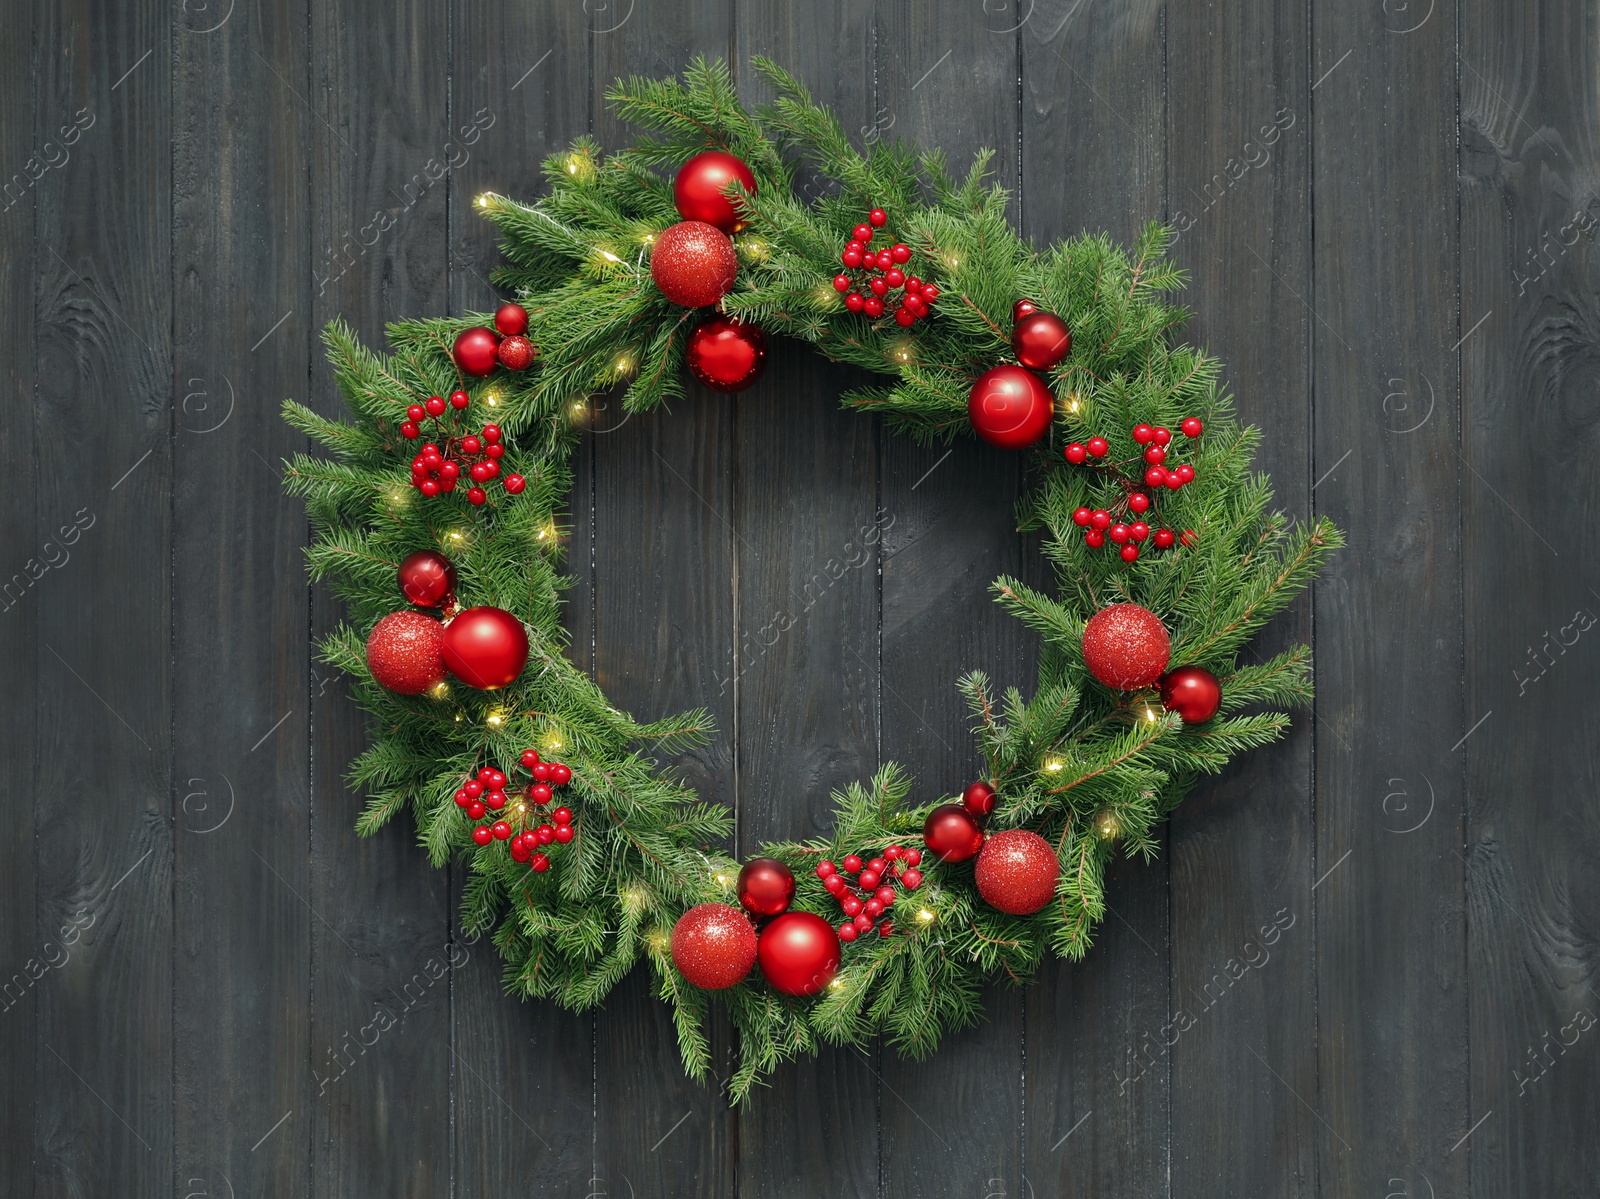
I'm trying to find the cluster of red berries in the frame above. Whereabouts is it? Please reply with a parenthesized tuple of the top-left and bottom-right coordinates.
(454, 749, 575, 872)
(401, 398, 526, 505)
(830, 208, 940, 328)
(814, 845, 925, 942)
(1063, 418, 1204, 562)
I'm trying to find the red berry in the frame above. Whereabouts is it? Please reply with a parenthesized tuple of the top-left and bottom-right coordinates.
(450, 390, 470, 410)
(461, 435, 482, 454)
(875, 886, 896, 905)
(1145, 466, 1168, 488)
(869, 208, 887, 227)
(552, 807, 573, 825)
(531, 783, 553, 804)
(470, 461, 492, 483)
(870, 277, 889, 297)
(817, 860, 837, 878)
(842, 854, 863, 873)
(884, 846, 903, 861)
(839, 923, 859, 942)
(833, 274, 851, 293)
(407, 404, 427, 421)
(465, 780, 484, 798)
(426, 396, 446, 416)
(488, 769, 507, 787)
(859, 870, 881, 890)
(853, 913, 874, 932)
(553, 825, 574, 843)
(531, 762, 552, 782)
(419, 479, 440, 497)
(401, 421, 420, 439)
(467, 487, 487, 505)
(1090, 510, 1112, 530)
(1129, 521, 1150, 542)
(486, 789, 507, 809)
(1165, 472, 1184, 491)
(875, 249, 893, 270)
(1064, 443, 1088, 464)
(472, 826, 493, 846)
(825, 874, 847, 896)
(1144, 445, 1166, 465)
(867, 857, 886, 874)
(1153, 426, 1172, 445)
(521, 749, 540, 768)
(467, 800, 486, 819)
(853, 223, 874, 242)
(842, 896, 863, 917)
(440, 461, 460, 480)
(1108, 523, 1130, 544)
(864, 297, 884, 318)
(550, 763, 572, 785)
(1120, 544, 1140, 562)
(890, 243, 911, 264)
(536, 824, 555, 845)
(1181, 528, 1198, 546)
(921, 284, 940, 301)
(864, 899, 884, 917)
(531, 853, 549, 872)
(482, 424, 502, 442)
(901, 868, 923, 889)
(504, 475, 526, 494)
(1133, 424, 1154, 444)
(1072, 507, 1093, 526)
(845, 293, 865, 313)
(1128, 493, 1150, 513)
(1154, 528, 1176, 548)
(903, 848, 921, 867)
(894, 308, 915, 327)
(1085, 528, 1105, 547)
(423, 443, 442, 456)
(878, 921, 894, 937)
(1176, 464, 1195, 483)
(1182, 417, 1203, 437)
(1086, 437, 1109, 457)
(454, 790, 470, 807)
(491, 820, 512, 840)
(885, 268, 905, 288)
(511, 840, 531, 862)
(439, 477, 457, 493)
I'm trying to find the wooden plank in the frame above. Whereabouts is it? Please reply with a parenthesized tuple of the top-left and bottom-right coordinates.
(1309, 3, 1467, 1193)
(728, 15, 880, 1196)
(1460, 1, 1600, 1191)
(307, 5, 454, 1193)
(32, 1, 173, 1191)
(448, 7, 598, 1195)
(171, 1, 313, 1194)
(1019, 6, 1172, 1196)
(590, 10, 739, 1198)
(1163, 2, 1316, 1195)
(873, 9, 1029, 1196)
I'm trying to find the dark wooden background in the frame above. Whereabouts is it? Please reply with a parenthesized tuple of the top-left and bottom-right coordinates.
(4, 0, 1597, 1195)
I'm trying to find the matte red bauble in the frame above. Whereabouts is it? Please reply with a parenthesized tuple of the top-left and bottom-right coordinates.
(366, 611, 446, 695)
(452, 326, 501, 377)
(962, 781, 997, 817)
(441, 606, 529, 690)
(923, 803, 984, 863)
(497, 334, 537, 371)
(398, 549, 456, 608)
(1161, 665, 1222, 724)
(673, 151, 758, 233)
(1011, 311, 1072, 371)
(757, 911, 841, 996)
(687, 316, 766, 392)
(737, 857, 795, 918)
(974, 829, 1060, 915)
(493, 302, 529, 336)
(1081, 602, 1171, 690)
(650, 220, 738, 307)
(671, 903, 758, 990)
(967, 364, 1054, 450)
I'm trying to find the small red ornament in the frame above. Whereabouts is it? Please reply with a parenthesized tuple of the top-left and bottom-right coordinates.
(736, 857, 795, 918)
(1161, 665, 1222, 724)
(497, 335, 536, 371)
(1081, 603, 1171, 691)
(494, 303, 528, 337)
(671, 903, 758, 990)
(366, 610, 446, 695)
(757, 912, 841, 996)
(651, 220, 738, 307)
(923, 804, 984, 863)
(1011, 311, 1072, 371)
(673, 151, 758, 233)
(974, 829, 1060, 915)
(967, 365, 1054, 450)
(687, 316, 766, 393)
(441, 606, 529, 690)
(453, 327, 501, 378)
(398, 549, 456, 609)
(962, 781, 997, 817)
(1012, 299, 1037, 320)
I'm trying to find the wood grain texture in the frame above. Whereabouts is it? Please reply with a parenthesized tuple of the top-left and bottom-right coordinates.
(1460, 1, 1600, 1194)
(1020, 5, 1173, 1196)
(1310, 3, 1468, 1194)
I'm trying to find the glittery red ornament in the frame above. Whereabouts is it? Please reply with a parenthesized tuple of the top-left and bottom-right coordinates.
(497, 334, 537, 371)
(1082, 603, 1171, 690)
(736, 857, 795, 918)
(671, 903, 758, 990)
(974, 829, 1060, 915)
(687, 316, 766, 392)
(453, 326, 501, 377)
(441, 606, 529, 690)
(962, 781, 997, 817)
(1160, 665, 1222, 724)
(967, 365, 1054, 450)
(1011, 311, 1072, 371)
(757, 911, 841, 996)
(398, 549, 456, 608)
(366, 610, 446, 694)
(650, 220, 738, 308)
(673, 151, 757, 233)
(923, 803, 984, 863)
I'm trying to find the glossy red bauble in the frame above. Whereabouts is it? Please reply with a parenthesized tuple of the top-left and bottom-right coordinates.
(757, 911, 841, 996)
(398, 549, 457, 609)
(967, 365, 1055, 450)
(1161, 665, 1222, 724)
(441, 606, 529, 690)
(687, 316, 766, 393)
(673, 151, 758, 233)
(736, 857, 795, 918)
(974, 829, 1060, 915)
(650, 220, 738, 307)
(452, 326, 501, 378)
(1081, 602, 1171, 691)
(671, 903, 758, 990)
(494, 302, 528, 336)
(366, 610, 446, 694)
(962, 781, 997, 817)
(1012, 299, 1037, 320)
(923, 803, 984, 863)
(1011, 311, 1072, 372)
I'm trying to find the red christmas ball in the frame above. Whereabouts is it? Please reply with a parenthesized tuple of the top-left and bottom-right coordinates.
(497, 334, 537, 371)
(757, 911, 841, 996)
(962, 781, 997, 817)
(673, 151, 757, 233)
(453, 326, 501, 378)
(967, 365, 1054, 450)
(441, 606, 529, 690)
(974, 829, 1060, 915)
(494, 302, 529, 336)
(650, 220, 738, 308)
(1161, 665, 1222, 724)
(1082, 603, 1171, 690)
(1011, 311, 1072, 372)
(671, 903, 758, 990)
(366, 611, 446, 695)
(687, 316, 766, 393)
(923, 803, 984, 863)
(736, 857, 795, 918)
(1012, 298, 1037, 320)
(398, 549, 456, 608)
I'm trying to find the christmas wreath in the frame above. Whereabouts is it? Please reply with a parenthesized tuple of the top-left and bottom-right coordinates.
(282, 58, 1339, 1102)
